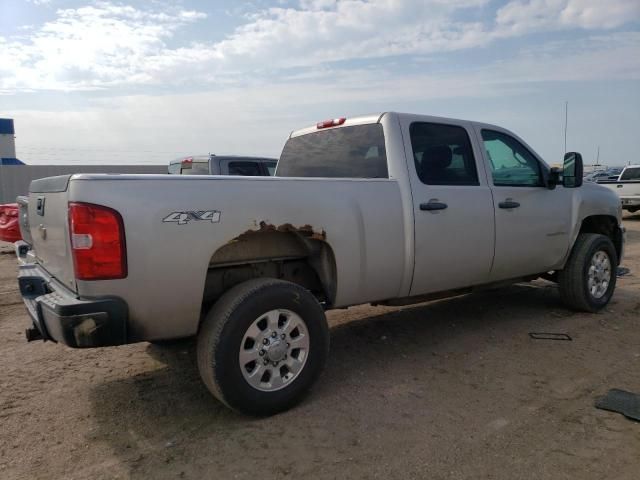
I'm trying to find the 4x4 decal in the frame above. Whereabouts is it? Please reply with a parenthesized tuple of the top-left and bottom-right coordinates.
(163, 210, 221, 225)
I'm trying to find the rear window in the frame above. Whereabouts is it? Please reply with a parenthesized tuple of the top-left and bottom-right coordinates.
(229, 161, 262, 176)
(181, 161, 210, 175)
(277, 124, 388, 178)
(620, 167, 640, 181)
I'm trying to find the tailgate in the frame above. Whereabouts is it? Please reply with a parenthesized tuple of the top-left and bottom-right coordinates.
(28, 175, 76, 290)
(17, 196, 31, 244)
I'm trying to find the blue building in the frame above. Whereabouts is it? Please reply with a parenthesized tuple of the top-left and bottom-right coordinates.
(0, 118, 24, 165)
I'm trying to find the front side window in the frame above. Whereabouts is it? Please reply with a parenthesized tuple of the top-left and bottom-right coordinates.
(621, 167, 640, 181)
(481, 130, 542, 187)
(228, 161, 262, 176)
(277, 124, 388, 178)
(410, 122, 479, 185)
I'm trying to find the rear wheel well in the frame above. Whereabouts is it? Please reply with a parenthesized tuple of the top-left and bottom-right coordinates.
(202, 229, 337, 314)
(578, 215, 622, 264)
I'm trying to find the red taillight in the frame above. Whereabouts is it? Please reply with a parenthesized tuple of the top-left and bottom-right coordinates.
(68, 202, 127, 280)
(181, 157, 193, 165)
(316, 117, 346, 129)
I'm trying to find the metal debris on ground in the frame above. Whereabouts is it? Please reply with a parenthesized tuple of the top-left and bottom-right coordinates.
(528, 332, 572, 341)
(616, 267, 630, 277)
(595, 389, 640, 422)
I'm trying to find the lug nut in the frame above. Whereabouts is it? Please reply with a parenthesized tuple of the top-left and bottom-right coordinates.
(271, 332, 277, 338)
(263, 359, 269, 365)
(286, 343, 290, 348)
(263, 338, 269, 345)
(272, 361, 278, 366)
(281, 333, 286, 339)
(259, 350, 265, 356)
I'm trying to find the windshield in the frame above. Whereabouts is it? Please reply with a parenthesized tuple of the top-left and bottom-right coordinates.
(277, 124, 388, 178)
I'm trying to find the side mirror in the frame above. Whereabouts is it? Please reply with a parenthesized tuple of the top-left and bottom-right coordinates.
(563, 152, 583, 188)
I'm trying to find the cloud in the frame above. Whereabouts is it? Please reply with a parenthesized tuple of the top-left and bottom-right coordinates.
(496, 0, 640, 34)
(212, 0, 491, 67)
(1, 0, 639, 93)
(11, 29, 639, 166)
(0, 2, 206, 92)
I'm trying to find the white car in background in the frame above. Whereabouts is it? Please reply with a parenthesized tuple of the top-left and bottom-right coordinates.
(598, 165, 640, 213)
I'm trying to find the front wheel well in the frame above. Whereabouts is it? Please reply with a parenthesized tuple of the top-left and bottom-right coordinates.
(577, 215, 622, 264)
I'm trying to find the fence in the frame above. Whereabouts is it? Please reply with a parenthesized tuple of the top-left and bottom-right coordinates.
(0, 164, 166, 203)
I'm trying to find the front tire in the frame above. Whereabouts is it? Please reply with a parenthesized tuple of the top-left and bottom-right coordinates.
(197, 278, 329, 416)
(558, 233, 617, 312)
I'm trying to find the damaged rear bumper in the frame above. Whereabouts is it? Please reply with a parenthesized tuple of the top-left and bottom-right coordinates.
(18, 262, 128, 348)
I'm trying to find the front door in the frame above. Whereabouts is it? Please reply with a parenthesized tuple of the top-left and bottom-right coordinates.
(402, 119, 495, 296)
(475, 127, 572, 281)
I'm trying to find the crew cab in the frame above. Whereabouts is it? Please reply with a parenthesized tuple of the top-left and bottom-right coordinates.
(15, 113, 624, 415)
(168, 155, 277, 176)
(597, 164, 640, 213)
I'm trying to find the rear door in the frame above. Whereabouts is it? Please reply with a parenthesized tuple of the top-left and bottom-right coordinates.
(474, 126, 572, 280)
(401, 118, 495, 295)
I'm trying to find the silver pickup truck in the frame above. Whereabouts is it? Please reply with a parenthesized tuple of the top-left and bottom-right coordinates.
(15, 112, 624, 415)
(168, 154, 277, 176)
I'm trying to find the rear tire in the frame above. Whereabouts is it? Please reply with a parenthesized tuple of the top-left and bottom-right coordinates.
(558, 233, 617, 312)
(197, 278, 329, 416)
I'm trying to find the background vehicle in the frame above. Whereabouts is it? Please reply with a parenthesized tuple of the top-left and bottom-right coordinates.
(0, 203, 20, 242)
(584, 167, 622, 182)
(168, 155, 277, 176)
(598, 164, 640, 212)
(16, 113, 624, 415)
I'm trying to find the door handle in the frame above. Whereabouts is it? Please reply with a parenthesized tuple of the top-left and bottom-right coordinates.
(420, 201, 448, 211)
(498, 199, 520, 209)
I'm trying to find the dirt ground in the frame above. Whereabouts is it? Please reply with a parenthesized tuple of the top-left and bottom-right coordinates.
(1, 215, 639, 480)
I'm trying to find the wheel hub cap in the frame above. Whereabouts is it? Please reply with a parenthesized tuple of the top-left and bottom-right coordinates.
(587, 250, 611, 299)
(265, 340, 287, 362)
(239, 309, 310, 392)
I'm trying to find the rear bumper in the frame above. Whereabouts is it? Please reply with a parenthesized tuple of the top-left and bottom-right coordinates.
(18, 262, 128, 348)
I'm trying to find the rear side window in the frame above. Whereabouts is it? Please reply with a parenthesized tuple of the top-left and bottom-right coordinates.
(229, 161, 262, 176)
(621, 167, 640, 181)
(410, 123, 479, 185)
(277, 124, 388, 178)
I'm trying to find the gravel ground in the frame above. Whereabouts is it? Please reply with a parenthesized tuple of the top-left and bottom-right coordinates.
(1, 215, 639, 480)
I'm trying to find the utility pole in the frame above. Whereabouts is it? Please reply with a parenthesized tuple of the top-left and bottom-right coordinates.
(563, 101, 568, 155)
(595, 145, 600, 166)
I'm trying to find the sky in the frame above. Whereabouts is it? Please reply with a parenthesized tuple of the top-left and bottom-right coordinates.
(1, 0, 639, 166)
